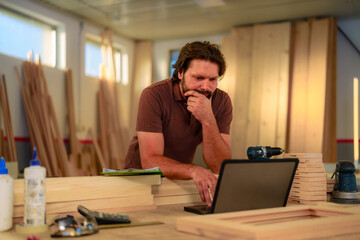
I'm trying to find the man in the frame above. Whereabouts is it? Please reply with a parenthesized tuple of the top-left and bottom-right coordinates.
(125, 41, 232, 206)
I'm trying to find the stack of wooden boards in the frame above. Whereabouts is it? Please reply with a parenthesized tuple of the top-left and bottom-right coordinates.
(284, 153, 327, 204)
(327, 177, 336, 201)
(13, 175, 161, 223)
(96, 80, 128, 171)
(15, 60, 111, 176)
(15, 61, 69, 177)
(176, 205, 360, 239)
(152, 178, 201, 205)
(12, 175, 202, 223)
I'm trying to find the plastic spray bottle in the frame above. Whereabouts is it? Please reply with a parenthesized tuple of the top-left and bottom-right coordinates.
(0, 157, 14, 231)
(24, 147, 46, 226)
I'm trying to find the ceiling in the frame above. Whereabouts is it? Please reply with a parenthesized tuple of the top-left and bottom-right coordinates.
(32, 0, 360, 43)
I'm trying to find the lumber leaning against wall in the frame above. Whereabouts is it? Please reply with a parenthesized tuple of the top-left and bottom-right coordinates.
(0, 75, 17, 164)
(220, 18, 337, 162)
(220, 22, 291, 159)
(287, 18, 337, 163)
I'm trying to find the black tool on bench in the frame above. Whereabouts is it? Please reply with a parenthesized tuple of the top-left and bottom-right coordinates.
(78, 205, 131, 225)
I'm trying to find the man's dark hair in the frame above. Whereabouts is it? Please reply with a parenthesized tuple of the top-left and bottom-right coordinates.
(172, 41, 226, 82)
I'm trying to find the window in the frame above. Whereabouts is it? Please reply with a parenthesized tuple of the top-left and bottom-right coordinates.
(114, 48, 122, 83)
(84, 40, 102, 78)
(0, 6, 56, 67)
(169, 49, 180, 77)
(85, 38, 127, 85)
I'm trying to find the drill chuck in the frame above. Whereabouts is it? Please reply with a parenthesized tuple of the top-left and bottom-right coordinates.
(247, 146, 284, 160)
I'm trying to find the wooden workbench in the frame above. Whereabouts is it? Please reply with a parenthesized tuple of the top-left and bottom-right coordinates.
(0, 203, 203, 240)
(1, 203, 360, 240)
(2, 175, 360, 239)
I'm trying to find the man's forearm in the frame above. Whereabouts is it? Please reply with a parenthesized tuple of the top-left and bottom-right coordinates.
(201, 119, 231, 174)
(141, 155, 198, 180)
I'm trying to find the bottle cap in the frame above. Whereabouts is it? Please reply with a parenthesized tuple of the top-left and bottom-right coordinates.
(0, 157, 8, 174)
(30, 147, 41, 166)
(30, 159, 41, 166)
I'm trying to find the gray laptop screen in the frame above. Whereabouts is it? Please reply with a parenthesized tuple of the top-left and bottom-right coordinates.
(213, 159, 298, 213)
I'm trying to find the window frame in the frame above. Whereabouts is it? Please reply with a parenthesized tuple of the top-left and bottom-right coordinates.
(0, 4, 58, 67)
(84, 34, 127, 85)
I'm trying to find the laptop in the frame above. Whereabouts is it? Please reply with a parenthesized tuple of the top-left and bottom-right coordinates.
(184, 158, 299, 214)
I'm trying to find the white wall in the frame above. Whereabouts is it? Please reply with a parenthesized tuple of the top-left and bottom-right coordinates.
(337, 30, 360, 139)
(336, 19, 360, 162)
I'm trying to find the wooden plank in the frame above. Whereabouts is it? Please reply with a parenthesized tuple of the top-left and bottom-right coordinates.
(152, 178, 198, 197)
(283, 153, 322, 159)
(287, 21, 310, 153)
(297, 162, 324, 168)
(221, 27, 253, 158)
(48, 96, 69, 176)
(293, 181, 327, 187)
(33, 62, 63, 175)
(16, 66, 53, 176)
(257, 22, 290, 147)
(289, 192, 326, 199)
(0, 77, 15, 163)
(293, 176, 327, 182)
(33, 62, 61, 176)
(291, 185, 327, 191)
(88, 127, 106, 169)
(154, 194, 201, 206)
(113, 83, 127, 169)
(14, 204, 158, 225)
(304, 18, 330, 153)
(13, 175, 161, 205)
(296, 167, 326, 173)
(246, 24, 267, 146)
(97, 86, 109, 167)
(0, 130, 4, 158)
(295, 172, 326, 177)
(1, 75, 17, 163)
(65, 69, 81, 157)
(14, 194, 155, 218)
(322, 17, 337, 163)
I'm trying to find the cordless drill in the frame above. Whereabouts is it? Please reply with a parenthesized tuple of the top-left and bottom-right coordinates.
(247, 146, 284, 160)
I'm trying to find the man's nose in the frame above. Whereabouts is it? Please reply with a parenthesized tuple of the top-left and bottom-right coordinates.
(200, 79, 211, 90)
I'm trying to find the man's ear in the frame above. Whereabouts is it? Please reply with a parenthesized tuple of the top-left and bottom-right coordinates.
(178, 70, 183, 80)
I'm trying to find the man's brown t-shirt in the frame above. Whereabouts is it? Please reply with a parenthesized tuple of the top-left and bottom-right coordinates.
(125, 78, 233, 169)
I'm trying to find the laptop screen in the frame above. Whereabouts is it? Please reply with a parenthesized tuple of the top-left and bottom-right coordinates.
(212, 159, 298, 213)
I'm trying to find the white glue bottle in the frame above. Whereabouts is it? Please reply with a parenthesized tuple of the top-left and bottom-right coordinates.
(0, 157, 14, 232)
(24, 147, 46, 226)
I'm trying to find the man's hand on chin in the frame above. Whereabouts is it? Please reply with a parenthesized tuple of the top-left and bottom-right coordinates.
(184, 90, 214, 124)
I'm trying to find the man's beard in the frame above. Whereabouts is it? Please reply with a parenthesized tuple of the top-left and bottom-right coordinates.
(181, 77, 212, 99)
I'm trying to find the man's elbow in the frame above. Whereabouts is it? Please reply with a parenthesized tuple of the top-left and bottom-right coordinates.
(140, 155, 153, 169)
(140, 154, 161, 169)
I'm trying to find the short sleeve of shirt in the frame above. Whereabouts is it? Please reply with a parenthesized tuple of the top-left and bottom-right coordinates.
(136, 87, 163, 133)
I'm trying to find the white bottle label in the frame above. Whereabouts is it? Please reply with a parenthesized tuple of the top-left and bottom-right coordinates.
(24, 177, 46, 225)
(0, 175, 14, 232)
